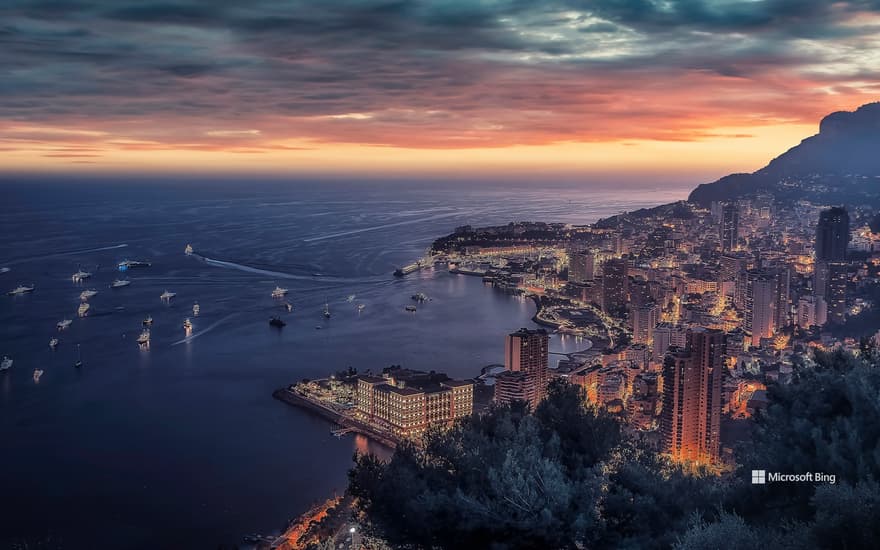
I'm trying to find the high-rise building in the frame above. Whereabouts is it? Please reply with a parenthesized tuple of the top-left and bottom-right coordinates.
(496, 328, 550, 410)
(745, 269, 780, 347)
(630, 303, 659, 345)
(814, 207, 850, 325)
(719, 253, 753, 306)
(569, 249, 596, 283)
(601, 258, 628, 316)
(652, 323, 688, 366)
(720, 202, 739, 252)
(816, 207, 850, 262)
(660, 328, 724, 464)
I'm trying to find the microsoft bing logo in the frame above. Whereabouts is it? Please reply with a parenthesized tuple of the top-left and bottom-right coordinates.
(751, 470, 766, 484)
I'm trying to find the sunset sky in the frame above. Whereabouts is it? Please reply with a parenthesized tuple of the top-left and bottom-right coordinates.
(1, 0, 879, 181)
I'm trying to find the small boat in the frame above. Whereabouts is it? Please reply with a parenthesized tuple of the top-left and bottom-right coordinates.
(77, 302, 90, 317)
(33, 369, 43, 382)
(118, 260, 151, 271)
(80, 289, 98, 301)
(160, 290, 176, 301)
(110, 279, 131, 289)
(72, 270, 92, 282)
(184, 244, 194, 255)
(192, 302, 200, 316)
(57, 319, 72, 330)
(137, 329, 150, 346)
(357, 304, 365, 312)
(49, 337, 59, 349)
(143, 315, 153, 326)
(323, 303, 331, 318)
(74, 344, 83, 368)
(411, 292, 429, 302)
(1, 356, 12, 371)
(346, 294, 356, 303)
(271, 286, 289, 298)
(269, 316, 286, 328)
(283, 302, 293, 313)
(183, 318, 193, 332)
(405, 305, 417, 312)
(315, 325, 323, 330)
(0, 267, 9, 274)
(7, 284, 35, 295)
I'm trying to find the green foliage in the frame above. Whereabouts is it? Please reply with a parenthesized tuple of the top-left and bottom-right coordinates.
(349, 350, 880, 549)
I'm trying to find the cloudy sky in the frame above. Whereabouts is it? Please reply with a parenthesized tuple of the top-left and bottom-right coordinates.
(1, 0, 879, 180)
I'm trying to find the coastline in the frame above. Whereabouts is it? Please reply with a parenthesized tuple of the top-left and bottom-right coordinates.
(272, 388, 398, 450)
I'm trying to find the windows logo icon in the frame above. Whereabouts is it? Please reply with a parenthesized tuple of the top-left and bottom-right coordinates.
(751, 470, 766, 485)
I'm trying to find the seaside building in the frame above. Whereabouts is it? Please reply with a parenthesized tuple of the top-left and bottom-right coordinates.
(355, 368, 473, 439)
(660, 328, 724, 464)
(496, 328, 550, 410)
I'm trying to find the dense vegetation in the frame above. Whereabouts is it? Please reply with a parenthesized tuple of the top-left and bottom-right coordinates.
(346, 347, 880, 549)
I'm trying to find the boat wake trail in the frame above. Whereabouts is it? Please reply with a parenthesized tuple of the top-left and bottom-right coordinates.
(302, 211, 468, 243)
(197, 254, 386, 284)
(8, 243, 129, 265)
(172, 313, 240, 346)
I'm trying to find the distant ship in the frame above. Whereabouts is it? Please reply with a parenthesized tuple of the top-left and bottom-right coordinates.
(33, 369, 43, 382)
(80, 289, 98, 301)
(49, 337, 59, 349)
(57, 319, 72, 330)
(323, 303, 331, 318)
(184, 244, 194, 255)
(143, 315, 153, 326)
(271, 286, 289, 298)
(357, 304, 365, 313)
(1, 356, 12, 371)
(269, 316, 286, 328)
(411, 292, 429, 302)
(192, 302, 200, 316)
(7, 284, 35, 295)
(160, 290, 176, 301)
(71, 270, 92, 282)
(78, 302, 90, 317)
(405, 305, 417, 312)
(283, 302, 293, 313)
(0, 267, 9, 274)
(137, 329, 151, 346)
(346, 294, 356, 303)
(118, 260, 151, 271)
(110, 279, 131, 289)
(183, 318, 193, 332)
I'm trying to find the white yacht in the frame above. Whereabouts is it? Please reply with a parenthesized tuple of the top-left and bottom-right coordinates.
(110, 279, 131, 289)
(357, 304, 365, 313)
(80, 289, 98, 301)
(271, 286, 289, 298)
(323, 303, 331, 318)
(192, 302, 200, 316)
(1, 356, 12, 370)
(33, 369, 44, 382)
(346, 294, 356, 303)
(143, 315, 153, 326)
(71, 270, 92, 282)
(183, 318, 193, 332)
(0, 267, 10, 274)
(78, 302, 90, 317)
(184, 243, 194, 255)
(49, 337, 59, 349)
(8, 284, 35, 295)
(284, 302, 293, 313)
(160, 290, 176, 301)
(57, 319, 72, 330)
(137, 329, 151, 346)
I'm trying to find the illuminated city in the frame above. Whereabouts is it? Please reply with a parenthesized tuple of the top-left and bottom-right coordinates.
(2, 1, 880, 549)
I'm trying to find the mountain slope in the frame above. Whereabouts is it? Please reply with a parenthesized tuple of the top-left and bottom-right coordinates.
(688, 102, 880, 207)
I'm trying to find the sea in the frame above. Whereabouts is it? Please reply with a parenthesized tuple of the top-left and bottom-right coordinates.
(0, 178, 690, 548)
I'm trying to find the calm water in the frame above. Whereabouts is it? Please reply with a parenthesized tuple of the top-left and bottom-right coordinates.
(0, 179, 689, 548)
